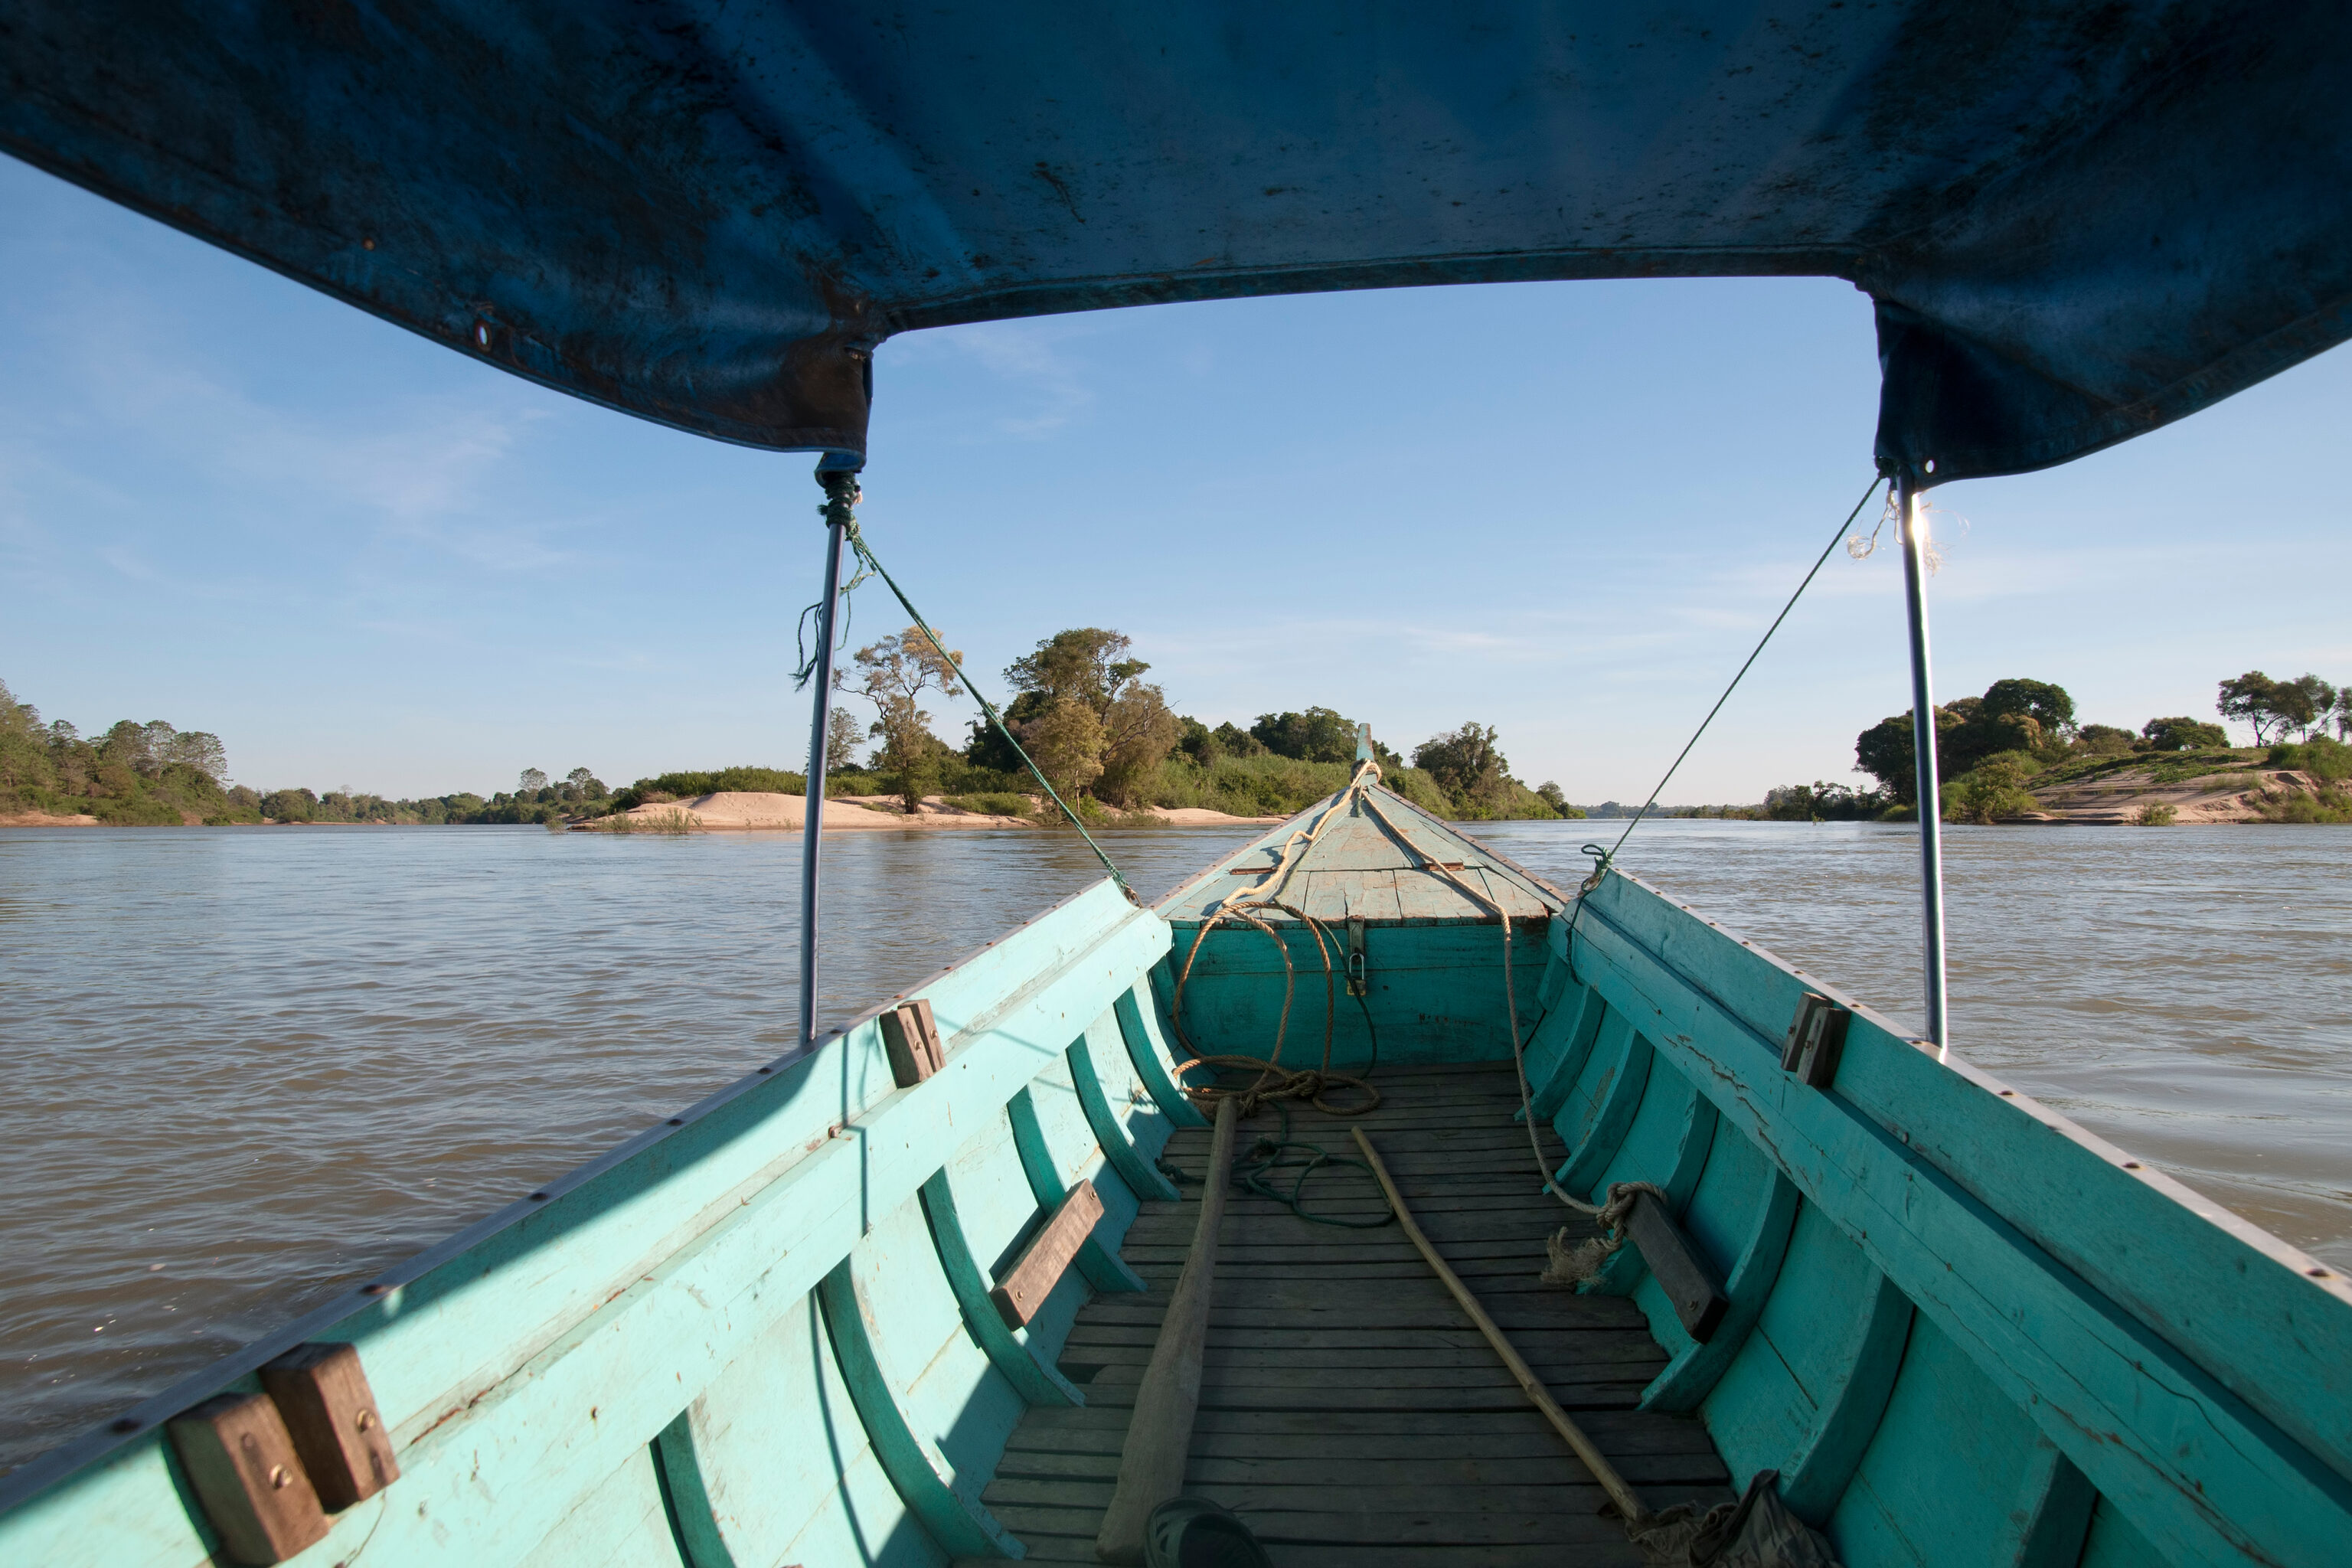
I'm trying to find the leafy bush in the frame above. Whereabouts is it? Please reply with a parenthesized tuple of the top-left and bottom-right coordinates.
(2267, 736, 2352, 782)
(2134, 802, 2177, 825)
(2252, 789, 2352, 824)
(1762, 781, 1892, 821)
(2141, 716, 2229, 751)
(945, 792, 1034, 818)
(1943, 752, 2040, 824)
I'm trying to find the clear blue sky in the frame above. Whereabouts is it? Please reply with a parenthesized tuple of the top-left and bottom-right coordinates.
(5, 153, 2347, 804)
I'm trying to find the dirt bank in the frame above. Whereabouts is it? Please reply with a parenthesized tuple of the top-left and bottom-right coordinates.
(2020, 766, 2334, 824)
(593, 792, 1285, 831)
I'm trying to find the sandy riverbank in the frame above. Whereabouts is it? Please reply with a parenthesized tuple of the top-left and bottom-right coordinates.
(2021, 765, 2334, 824)
(596, 791, 1282, 831)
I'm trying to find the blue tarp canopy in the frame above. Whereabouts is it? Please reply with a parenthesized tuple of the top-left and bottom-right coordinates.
(5, 3, 2347, 481)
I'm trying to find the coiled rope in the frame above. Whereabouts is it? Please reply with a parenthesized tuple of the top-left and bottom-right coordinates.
(1166, 760, 1393, 1119)
(1230, 1102, 1397, 1230)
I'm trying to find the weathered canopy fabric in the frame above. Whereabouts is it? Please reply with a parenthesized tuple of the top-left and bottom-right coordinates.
(5, 3, 2347, 480)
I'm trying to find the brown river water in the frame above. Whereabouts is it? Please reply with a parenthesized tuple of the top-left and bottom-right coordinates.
(2, 819, 2346, 1475)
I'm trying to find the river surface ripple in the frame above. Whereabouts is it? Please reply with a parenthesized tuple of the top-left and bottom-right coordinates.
(1, 819, 2345, 1473)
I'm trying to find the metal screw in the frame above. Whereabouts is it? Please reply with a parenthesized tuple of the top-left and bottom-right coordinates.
(270, 1465, 292, 1490)
(357, 1410, 376, 1432)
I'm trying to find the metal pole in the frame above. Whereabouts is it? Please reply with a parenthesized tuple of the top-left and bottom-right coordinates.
(1896, 473, 1949, 1057)
(799, 467, 856, 1054)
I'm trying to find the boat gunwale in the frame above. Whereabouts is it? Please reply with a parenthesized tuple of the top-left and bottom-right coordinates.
(1593, 865, 2352, 1321)
(0, 869, 1142, 1514)
(1576, 864, 2352, 1521)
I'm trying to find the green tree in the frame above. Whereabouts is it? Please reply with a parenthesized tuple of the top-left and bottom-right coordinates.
(262, 787, 318, 822)
(1762, 782, 1889, 821)
(2075, 724, 2137, 755)
(518, 767, 549, 793)
(1854, 707, 1968, 805)
(2139, 716, 2227, 751)
(1021, 697, 1106, 803)
(1250, 708, 1360, 764)
(1979, 678, 2075, 738)
(1096, 681, 1181, 807)
(2274, 674, 2336, 741)
(1004, 628, 1148, 713)
(1414, 722, 1511, 815)
(854, 626, 962, 812)
(825, 707, 865, 773)
(2337, 688, 2352, 742)
(0, 679, 56, 805)
(1211, 721, 1266, 758)
(2217, 671, 2287, 745)
(164, 730, 228, 782)
(1535, 781, 1571, 815)
(972, 628, 1166, 782)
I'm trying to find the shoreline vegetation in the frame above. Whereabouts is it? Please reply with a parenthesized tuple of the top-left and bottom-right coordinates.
(0, 629, 1588, 832)
(8, 655, 2346, 832)
(1761, 669, 2352, 825)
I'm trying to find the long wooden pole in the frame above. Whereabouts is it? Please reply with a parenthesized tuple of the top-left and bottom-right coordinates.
(1096, 1096, 1237, 1564)
(1351, 1127, 1651, 1527)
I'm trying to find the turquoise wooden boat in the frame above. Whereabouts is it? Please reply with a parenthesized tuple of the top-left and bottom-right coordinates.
(3, 774, 2348, 1565)
(10, 5, 2352, 1563)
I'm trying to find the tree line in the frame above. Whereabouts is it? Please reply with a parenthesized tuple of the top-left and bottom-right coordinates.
(1764, 666, 2351, 824)
(0, 676, 619, 825)
(836, 625, 1577, 822)
(2, 649, 1579, 828)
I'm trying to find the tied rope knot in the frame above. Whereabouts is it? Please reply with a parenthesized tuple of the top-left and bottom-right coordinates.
(818, 468, 861, 526)
(1541, 1180, 1669, 1289)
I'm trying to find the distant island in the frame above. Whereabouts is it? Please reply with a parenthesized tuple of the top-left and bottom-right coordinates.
(1761, 671, 2352, 825)
(0, 630, 1583, 829)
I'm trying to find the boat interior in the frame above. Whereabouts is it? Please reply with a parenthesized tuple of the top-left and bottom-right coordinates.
(6, 772, 2348, 1567)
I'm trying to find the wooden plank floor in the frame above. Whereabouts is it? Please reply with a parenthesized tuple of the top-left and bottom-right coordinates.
(974, 1063, 1733, 1566)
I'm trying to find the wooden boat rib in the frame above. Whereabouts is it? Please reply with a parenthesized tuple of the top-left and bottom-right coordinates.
(6, 779, 2348, 1566)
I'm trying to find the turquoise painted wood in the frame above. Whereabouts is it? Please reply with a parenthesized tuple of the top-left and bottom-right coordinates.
(815, 1257, 1022, 1558)
(1004, 1087, 1147, 1295)
(1520, 980, 1605, 1123)
(916, 1171, 1083, 1408)
(1641, 1171, 1801, 1411)
(1775, 1268, 1913, 1524)
(1553, 1019, 1652, 1195)
(1112, 983, 1207, 1128)
(1570, 870, 2352, 1566)
(1066, 1024, 1181, 1203)
(1583, 1062, 1717, 1297)
(7, 785, 2350, 1567)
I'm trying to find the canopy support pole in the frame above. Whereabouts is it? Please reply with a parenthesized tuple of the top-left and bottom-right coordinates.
(799, 467, 857, 1053)
(1896, 474, 1949, 1057)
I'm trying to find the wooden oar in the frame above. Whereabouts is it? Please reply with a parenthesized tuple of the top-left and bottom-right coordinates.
(1096, 1096, 1240, 1564)
(1351, 1126, 1652, 1527)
